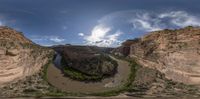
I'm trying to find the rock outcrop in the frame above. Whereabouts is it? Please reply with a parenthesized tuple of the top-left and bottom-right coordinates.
(0, 26, 53, 85)
(112, 39, 140, 56)
(53, 45, 118, 76)
(115, 26, 200, 85)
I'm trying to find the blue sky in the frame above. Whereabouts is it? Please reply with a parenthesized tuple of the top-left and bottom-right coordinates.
(0, 0, 200, 47)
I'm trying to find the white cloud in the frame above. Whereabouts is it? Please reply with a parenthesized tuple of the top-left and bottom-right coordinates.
(132, 19, 162, 31)
(158, 11, 184, 18)
(159, 11, 200, 27)
(102, 31, 122, 46)
(49, 36, 65, 43)
(82, 25, 122, 47)
(80, 10, 200, 47)
(86, 25, 111, 42)
(31, 35, 65, 43)
(78, 33, 84, 36)
(131, 11, 200, 32)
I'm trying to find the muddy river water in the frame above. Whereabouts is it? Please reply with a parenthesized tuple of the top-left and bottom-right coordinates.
(47, 54, 130, 93)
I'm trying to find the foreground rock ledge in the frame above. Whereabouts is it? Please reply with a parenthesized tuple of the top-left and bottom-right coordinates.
(0, 26, 53, 85)
(113, 26, 200, 85)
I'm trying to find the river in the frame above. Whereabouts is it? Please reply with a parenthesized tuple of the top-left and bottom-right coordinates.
(47, 54, 130, 93)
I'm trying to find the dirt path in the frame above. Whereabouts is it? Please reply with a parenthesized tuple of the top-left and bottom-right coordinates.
(47, 54, 130, 93)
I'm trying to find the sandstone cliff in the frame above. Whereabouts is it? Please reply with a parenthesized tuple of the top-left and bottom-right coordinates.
(0, 26, 53, 85)
(115, 26, 200, 85)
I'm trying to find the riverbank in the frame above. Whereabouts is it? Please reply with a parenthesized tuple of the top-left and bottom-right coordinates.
(47, 55, 131, 93)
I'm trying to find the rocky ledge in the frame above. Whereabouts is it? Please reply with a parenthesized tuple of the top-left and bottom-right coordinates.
(113, 26, 200, 85)
(0, 26, 54, 85)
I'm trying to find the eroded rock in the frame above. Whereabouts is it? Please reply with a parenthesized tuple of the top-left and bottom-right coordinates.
(0, 26, 54, 85)
(116, 26, 200, 85)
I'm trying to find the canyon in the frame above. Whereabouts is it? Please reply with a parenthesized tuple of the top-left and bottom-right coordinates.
(113, 26, 200, 85)
(0, 26, 200, 98)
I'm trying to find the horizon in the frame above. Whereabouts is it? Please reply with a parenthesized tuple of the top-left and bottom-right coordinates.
(1, 0, 200, 47)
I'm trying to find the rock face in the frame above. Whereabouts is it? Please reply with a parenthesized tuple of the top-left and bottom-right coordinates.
(116, 26, 200, 85)
(53, 45, 118, 76)
(112, 39, 140, 56)
(0, 26, 53, 85)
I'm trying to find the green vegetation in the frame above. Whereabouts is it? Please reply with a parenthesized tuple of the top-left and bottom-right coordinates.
(88, 55, 140, 96)
(61, 53, 118, 81)
(42, 50, 55, 81)
(41, 53, 200, 97)
(40, 51, 69, 97)
(124, 60, 139, 88)
(42, 59, 52, 81)
(41, 52, 139, 97)
(63, 66, 103, 81)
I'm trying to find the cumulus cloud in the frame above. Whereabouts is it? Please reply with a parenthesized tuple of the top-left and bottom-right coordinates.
(78, 33, 84, 36)
(86, 25, 111, 42)
(80, 10, 200, 47)
(82, 24, 122, 47)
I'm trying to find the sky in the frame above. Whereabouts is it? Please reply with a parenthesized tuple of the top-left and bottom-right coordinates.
(0, 0, 200, 47)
